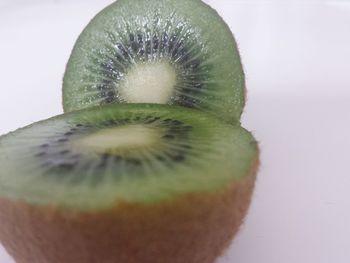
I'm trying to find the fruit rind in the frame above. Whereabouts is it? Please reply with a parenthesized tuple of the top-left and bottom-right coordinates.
(0, 158, 258, 263)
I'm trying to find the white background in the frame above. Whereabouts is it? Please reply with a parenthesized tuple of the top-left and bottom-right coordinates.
(0, 0, 350, 262)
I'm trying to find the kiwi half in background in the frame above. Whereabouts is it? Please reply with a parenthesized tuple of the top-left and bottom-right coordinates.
(0, 104, 258, 263)
(63, 0, 245, 123)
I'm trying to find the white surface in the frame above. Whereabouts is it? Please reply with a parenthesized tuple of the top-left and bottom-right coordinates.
(119, 61, 177, 103)
(0, 1, 350, 262)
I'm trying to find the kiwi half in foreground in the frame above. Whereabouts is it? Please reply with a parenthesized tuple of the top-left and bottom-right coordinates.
(0, 104, 258, 263)
(63, 0, 245, 123)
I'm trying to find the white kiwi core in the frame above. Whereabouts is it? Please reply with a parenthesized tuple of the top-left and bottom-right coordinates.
(119, 61, 177, 103)
(77, 125, 159, 154)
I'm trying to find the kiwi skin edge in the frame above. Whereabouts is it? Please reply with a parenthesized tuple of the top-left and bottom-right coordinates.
(0, 158, 258, 263)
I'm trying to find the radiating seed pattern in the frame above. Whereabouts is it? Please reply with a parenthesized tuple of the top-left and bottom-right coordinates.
(33, 116, 194, 186)
(80, 15, 214, 108)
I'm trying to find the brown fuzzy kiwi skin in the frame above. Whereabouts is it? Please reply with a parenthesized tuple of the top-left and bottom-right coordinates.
(0, 160, 258, 263)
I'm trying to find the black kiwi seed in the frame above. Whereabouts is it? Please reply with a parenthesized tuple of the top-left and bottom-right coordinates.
(97, 159, 108, 169)
(163, 152, 186, 164)
(145, 117, 160, 124)
(58, 162, 77, 170)
(118, 118, 130, 124)
(71, 154, 81, 160)
(163, 134, 175, 139)
(102, 153, 111, 160)
(114, 156, 122, 163)
(180, 144, 192, 149)
(126, 158, 142, 166)
(41, 162, 52, 168)
(172, 120, 183, 126)
(156, 155, 165, 162)
(105, 96, 115, 104)
(59, 150, 69, 155)
(35, 152, 47, 157)
(172, 155, 185, 162)
(102, 120, 117, 126)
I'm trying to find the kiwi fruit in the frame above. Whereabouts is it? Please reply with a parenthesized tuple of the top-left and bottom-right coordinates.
(63, 0, 245, 123)
(0, 104, 258, 263)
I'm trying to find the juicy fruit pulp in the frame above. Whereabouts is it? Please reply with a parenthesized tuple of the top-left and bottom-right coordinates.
(63, 0, 245, 123)
(0, 104, 258, 210)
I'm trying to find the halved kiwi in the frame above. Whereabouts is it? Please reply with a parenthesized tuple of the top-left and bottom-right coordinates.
(0, 104, 258, 263)
(63, 0, 245, 123)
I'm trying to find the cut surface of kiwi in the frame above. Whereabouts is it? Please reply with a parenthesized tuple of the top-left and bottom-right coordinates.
(0, 104, 257, 210)
(63, 0, 245, 123)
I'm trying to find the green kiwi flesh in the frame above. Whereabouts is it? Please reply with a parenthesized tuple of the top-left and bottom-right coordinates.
(0, 104, 257, 210)
(63, 0, 245, 123)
